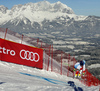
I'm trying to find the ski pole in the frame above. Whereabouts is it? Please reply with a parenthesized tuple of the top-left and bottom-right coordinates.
(63, 63, 75, 71)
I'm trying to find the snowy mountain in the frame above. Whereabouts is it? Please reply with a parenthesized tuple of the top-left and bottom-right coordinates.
(0, 1, 75, 24)
(0, 1, 100, 59)
(0, 1, 87, 30)
(0, 5, 8, 14)
(0, 1, 100, 38)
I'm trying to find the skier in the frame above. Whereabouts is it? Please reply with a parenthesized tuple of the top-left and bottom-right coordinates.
(74, 60, 86, 78)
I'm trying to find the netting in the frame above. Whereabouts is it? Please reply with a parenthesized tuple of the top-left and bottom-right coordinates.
(0, 28, 100, 87)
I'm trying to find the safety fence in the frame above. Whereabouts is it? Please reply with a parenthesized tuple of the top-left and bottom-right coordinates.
(0, 28, 100, 88)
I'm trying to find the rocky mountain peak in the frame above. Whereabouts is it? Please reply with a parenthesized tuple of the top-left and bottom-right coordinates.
(10, 1, 74, 14)
(1, 1, 99, 36)
(0, 5, 8, 14)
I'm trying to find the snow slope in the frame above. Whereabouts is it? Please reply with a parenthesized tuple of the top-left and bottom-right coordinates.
(0, 31, 99, 91)
(0, 61, 99, 91)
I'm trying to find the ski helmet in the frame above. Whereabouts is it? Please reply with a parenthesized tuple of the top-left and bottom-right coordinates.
(80, 61, 84, 66)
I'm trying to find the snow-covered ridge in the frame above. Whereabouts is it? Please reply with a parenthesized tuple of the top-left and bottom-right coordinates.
(11, 1, 74, 13)
(0, 1, 87, 25)
(0, 5, 8, 14)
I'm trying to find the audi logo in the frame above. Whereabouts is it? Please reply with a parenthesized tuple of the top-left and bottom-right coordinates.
(20, 49, 40, 62)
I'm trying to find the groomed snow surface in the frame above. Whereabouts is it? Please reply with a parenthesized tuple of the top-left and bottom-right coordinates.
(0, 61, 99, 91)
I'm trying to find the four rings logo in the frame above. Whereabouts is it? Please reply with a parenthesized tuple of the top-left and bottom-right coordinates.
(20, 49, 40, 62)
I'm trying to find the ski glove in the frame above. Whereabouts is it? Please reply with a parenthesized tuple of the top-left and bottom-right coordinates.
(83, 73, 85, 76)
(73, 68, 76, 71)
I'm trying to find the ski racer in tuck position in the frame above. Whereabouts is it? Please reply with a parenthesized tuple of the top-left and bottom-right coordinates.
(74, 60, 86, 79)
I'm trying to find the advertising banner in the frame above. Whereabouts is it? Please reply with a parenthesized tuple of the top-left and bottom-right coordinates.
(0, 38, 43, 69)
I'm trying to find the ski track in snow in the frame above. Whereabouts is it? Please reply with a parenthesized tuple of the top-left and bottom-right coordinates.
(0, 59, 99, 91)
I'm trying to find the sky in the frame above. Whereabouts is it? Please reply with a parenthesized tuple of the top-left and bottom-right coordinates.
(0, 0, 100, 16)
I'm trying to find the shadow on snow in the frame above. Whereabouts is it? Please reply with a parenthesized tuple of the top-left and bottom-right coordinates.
(19, 72, 83, 91)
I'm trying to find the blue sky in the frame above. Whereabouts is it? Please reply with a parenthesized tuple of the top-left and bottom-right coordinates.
(0, 0, 100, 16)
